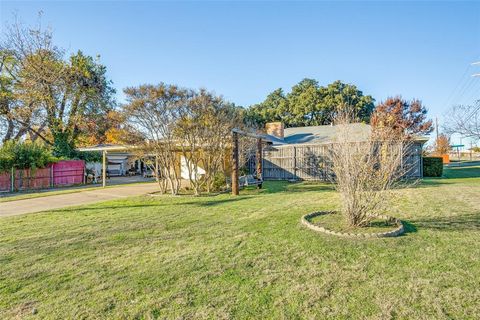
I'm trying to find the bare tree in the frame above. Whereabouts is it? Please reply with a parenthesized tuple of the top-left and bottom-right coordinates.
(329, 108, 413, 227)
(123, 84, 186, 195)
(176, 89, 243, 194)
(199, 98, 242, 193)
(443, 102, 480, 141)
(432, 134, 451, 156)
(175, 90, 209, 195)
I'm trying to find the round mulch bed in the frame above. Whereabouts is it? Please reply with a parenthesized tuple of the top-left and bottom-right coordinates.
(301, 211, 405, 238)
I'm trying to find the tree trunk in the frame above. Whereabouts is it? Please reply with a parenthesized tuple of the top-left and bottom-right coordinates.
(2, 118, 15, 142)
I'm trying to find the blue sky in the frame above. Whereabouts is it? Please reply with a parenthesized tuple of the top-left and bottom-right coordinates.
(1, 1, 480, 143)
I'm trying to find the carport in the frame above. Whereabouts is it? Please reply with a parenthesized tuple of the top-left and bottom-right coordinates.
(77, 144, 135, 188)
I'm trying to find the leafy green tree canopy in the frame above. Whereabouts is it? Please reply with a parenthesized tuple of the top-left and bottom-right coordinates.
(245, 79, 375, 127)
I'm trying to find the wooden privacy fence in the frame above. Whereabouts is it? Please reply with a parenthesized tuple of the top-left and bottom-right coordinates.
(0, 160, 85, 193)
(248, 143, 423, 181)
(249, 144, 333, 181)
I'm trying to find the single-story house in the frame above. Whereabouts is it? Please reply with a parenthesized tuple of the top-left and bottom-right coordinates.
(79, 121, 426, 187)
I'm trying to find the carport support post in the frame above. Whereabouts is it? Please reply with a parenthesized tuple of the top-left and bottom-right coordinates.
(256, 138, 263, 189)
(232, 131, 239, 196)
(102, 150, 107, 188)
(10, 167, 14, 192)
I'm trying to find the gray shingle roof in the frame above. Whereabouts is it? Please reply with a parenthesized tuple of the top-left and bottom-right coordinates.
(266, 123, 371, 145)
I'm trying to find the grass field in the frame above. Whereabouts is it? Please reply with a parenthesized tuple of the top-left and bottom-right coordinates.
(1, 166, 479, 319)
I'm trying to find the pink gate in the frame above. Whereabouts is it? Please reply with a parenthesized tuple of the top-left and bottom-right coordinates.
(52, 160, 85, 186)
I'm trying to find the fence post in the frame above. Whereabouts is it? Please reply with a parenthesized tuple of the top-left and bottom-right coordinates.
(50, 165, 54, 188)
(83, 164, 86, 185)
(10, 167, 14, 192)
(256, 138, 263, 189)
(293, 146, 297, 181)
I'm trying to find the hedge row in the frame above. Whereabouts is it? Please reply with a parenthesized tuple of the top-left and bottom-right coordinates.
(0, 141, 59, 173)
(423, 157, 443, 177)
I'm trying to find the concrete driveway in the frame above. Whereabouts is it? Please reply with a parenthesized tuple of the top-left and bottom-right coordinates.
(0, 183, 159, 218)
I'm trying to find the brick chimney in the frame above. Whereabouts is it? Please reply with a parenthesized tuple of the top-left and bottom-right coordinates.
(265, 122, 284, 139)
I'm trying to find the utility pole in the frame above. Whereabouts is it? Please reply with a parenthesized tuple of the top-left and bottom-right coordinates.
(102, 150, 107, 188)
(459, 137, 462, 160)
(435, 117, 439, 141)
(231, 131, 239, 196)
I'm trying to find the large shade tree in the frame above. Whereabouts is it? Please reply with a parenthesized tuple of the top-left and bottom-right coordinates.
(244, 88, 287, 127)
(0, 20, 53, 143)
(0, 18, 115, 157)
(245, 79, 375, 127)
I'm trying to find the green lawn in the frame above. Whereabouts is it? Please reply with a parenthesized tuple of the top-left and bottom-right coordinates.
(1, 167, 479, 319)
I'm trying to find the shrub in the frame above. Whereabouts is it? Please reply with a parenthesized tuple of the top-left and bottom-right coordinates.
(329, 109, 413, 228)
(211, 172, 228, 192)
(0, 141, 58, 173)
(423, 157, 443, 177)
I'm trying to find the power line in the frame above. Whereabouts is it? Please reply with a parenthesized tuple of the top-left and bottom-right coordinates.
(442, 63, 472, 111)
(465, 100, 480, 121)
(454, 75, 476, 105)
(465, 62, 480, 116)
(463, 79, 480, 105)
(452, 60, 480, 106)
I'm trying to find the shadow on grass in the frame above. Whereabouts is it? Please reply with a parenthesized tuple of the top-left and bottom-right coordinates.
(52, 196, 250, 213)
(401, 220, 418, 234)
(186, 197, 250, 207)
(403, 213, 480, 232)
(413, 179, 454, 188)
(443, 166, 480, 179)
(258, 181, 334, 194)
(53, 203, 168, 213)
(405, 176, 472, 189)
(400, 165, 480, 189)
